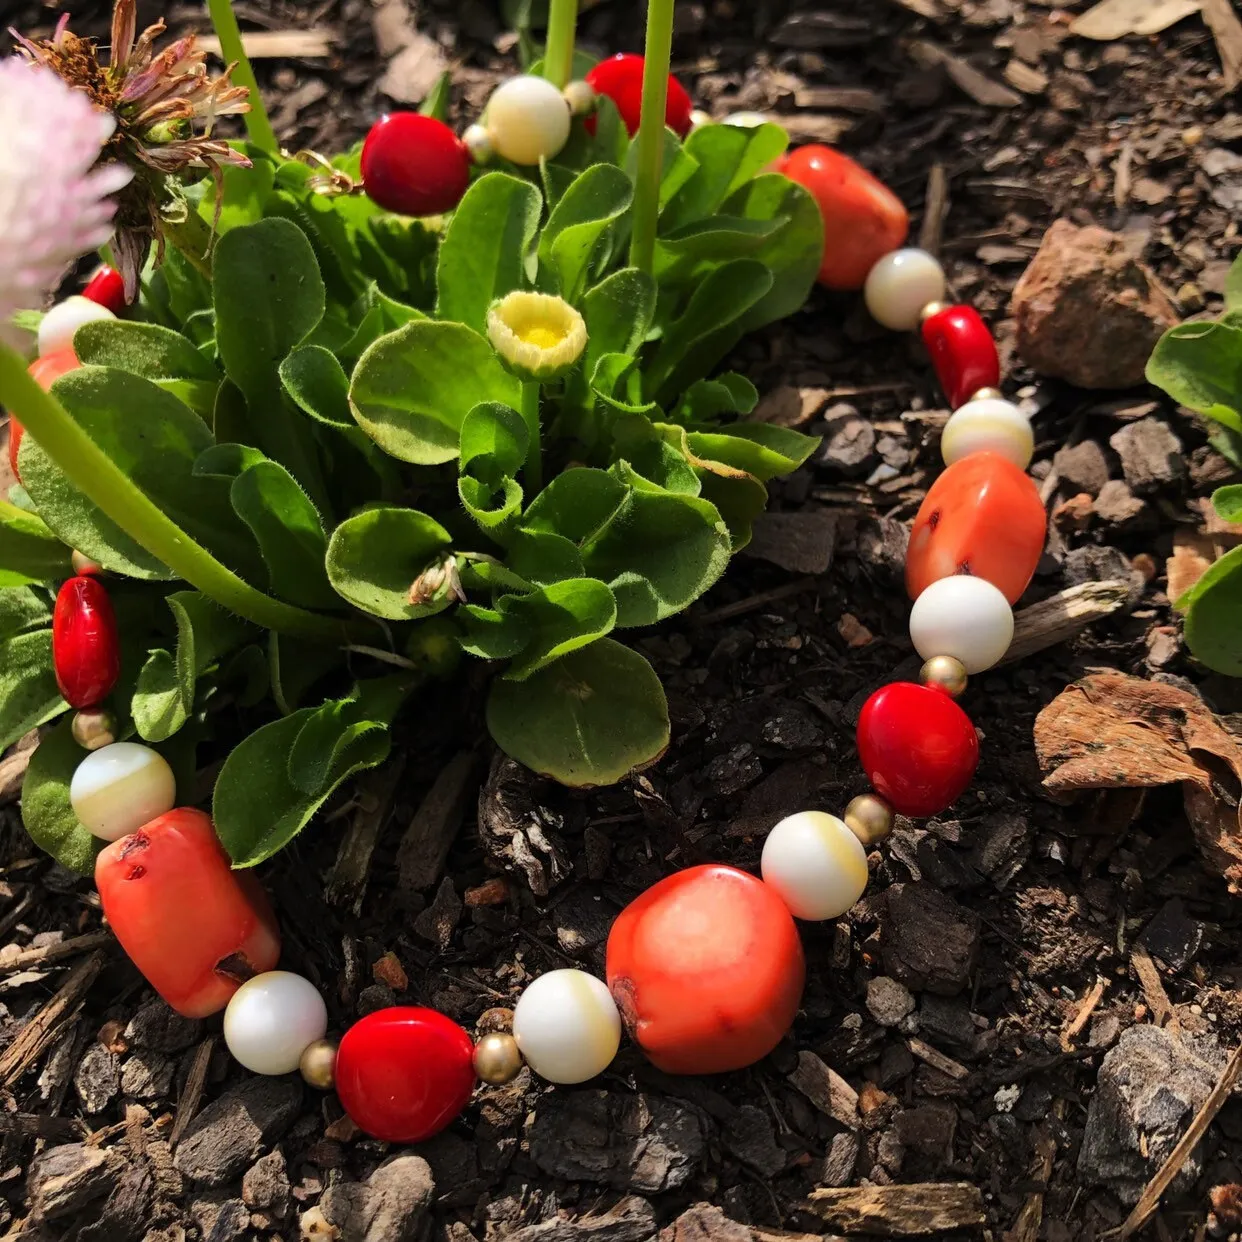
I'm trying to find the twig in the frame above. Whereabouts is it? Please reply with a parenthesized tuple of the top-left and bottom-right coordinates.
(1061, 976, 1107, 1051)
(918, 163, 949, 258)
(1130, 942, 1177, 1031)
(1116, 1042, 1242, 1239)
(694, 577, 820, 625)
(0, 930, 112, 976)
(1201, 0, 1242, 92)
(1007, 1100, 1065, 1242)
(171, 1037, 215, 1149)
(1001, 580, 1131, 665)
(0, 951, 105, 1086)
(907, 1036, 969, 1081)
(805, 1184, 986, 1234)
(0, 890, 35, 943)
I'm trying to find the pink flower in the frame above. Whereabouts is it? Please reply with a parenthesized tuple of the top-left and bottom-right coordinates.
(0, 58, 131, 346)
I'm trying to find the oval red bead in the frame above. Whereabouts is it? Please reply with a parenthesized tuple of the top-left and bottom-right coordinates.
(81, 265, 127, 315)
(336, 1007, 476, 1144)
(857, 682, 979, 818)
(585, 54, 693, 138)
(53, 576, 120, 709)
(360, 113, 471, 217)
(905, 450, 1045, 606)
(920, 305, 1000, 409)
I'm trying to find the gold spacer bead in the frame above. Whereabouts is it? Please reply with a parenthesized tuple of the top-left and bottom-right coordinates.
(299, 1038, 338, 1090)
(71, 550, 103, 576)
(920, 654, 968, 698)
(71, 708, 117, 751)
(919, 300, 950, 325)
(562, 80, 597, 117)
(473, 1032, 524, 1086)
(966, 386, 1004, 404)
(844, 793, 895, 847)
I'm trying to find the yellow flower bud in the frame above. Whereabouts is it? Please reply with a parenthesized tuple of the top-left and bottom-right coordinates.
(486, 291, 588, 382)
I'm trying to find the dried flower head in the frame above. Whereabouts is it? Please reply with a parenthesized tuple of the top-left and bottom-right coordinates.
(408, 556, 466, 609)
(0, 59, 131, 346)
(12, 0, 252, 299)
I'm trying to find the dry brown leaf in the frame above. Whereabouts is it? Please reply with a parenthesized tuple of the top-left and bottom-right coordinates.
(1034, 672, 1242, 889)
(1070, 0, 1202, 39)
(1167, 528, 1215, 600)
(1202, 0, 1242, 91)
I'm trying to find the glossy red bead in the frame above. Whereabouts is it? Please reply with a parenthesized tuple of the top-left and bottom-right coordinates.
(360, 113, 471, 217)
(6, 418, 22, 484)
(81, 265, 127, 315)
(921, 306, 1000, 409)
(905, 450, 1046, 606)
(52, 576, 120, 709)
(857, 682, 979, 818)
(335, 1007, 476, 1143)
(585, 54, 693, 138)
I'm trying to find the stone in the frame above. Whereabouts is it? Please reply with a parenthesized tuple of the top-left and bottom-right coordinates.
(866, 977, 916, 1027)
(1053, 440, 1111, 496)
(529, 1091, 704, 1193)
(918, 995, 978, 1057)
(315, 1152, 435, 1242)
(1094, 480, 1147, 525)
(174, 1078, 302, 1186)
(818, 405, 877, 475)
(506, 1197, 657, 1242)
(1109, 418, 1185, 494)
(242, 1150, 291, 1218)
(120, 1050, 174, 1100)
(1010, 219, 1179, 388)
(123, 999, 202, 1053)
(29, 1144, 120, 1220)
(881, 883, 980, 996)
(817, 1132, 860, 1187)
(1078, 1024, 1226, 1204)
(190, 1193, 250, 1242)
(74, 1043, 120, 1114)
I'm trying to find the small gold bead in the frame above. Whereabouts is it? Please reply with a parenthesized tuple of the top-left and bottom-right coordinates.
(562, 80, 597, 117)
(919, 300, 949, 325)
(966, 386, 1004, 403)
(71, 551, 103, 576)
(473, 1032, 523, 1085)
(299, 1038, 338, 1090)
(71, 708, 117, 751)
(844, 794, 895, 847)
(920, 654, 969, 698)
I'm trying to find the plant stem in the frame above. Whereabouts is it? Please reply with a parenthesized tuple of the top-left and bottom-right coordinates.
(628, 0, 676, 274)
(521, 381, 543, 495)
(543, 0, 579, 90)
(162, 211, 215, 283)
(206, 0, 279, 154)
(0, 345, 347, 643)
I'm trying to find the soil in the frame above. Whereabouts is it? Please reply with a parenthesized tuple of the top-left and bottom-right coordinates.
(2, 1, 1242, 1239)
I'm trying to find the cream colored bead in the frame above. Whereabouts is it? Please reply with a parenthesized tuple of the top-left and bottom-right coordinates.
(562, 80, 596, 116)
(761, 811, 870, 921)
(486, 76, 571, 166)
(942, 396, 1034, 470)
(38, 296, 113, 358)
(864, 249, 947, 332)
(224, 971, 328, 1075)
(462, 123, 495, 165)
(723, 111, 769, 128)
(844, 794, 894, 847)
(689, 109, 713, 131)
(512, 969, 621, 1084)
(69, 742, 176, 842)
(909, 576, 1013, 674)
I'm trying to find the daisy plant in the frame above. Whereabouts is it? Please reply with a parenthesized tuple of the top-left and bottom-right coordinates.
(0, 0, 824, 874)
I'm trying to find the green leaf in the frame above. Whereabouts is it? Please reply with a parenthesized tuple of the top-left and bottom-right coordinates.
(0, 626, 65, 752)
(200, 156, 276, 234)
(538, 164, 634, 304)
(687, 422, 819, 482)
(325, 505, 454, 619)
(21, 718, 101, 874)
(663, 122, 790, 231)
(0, 500, 71, 587)
(1146, 321, 1242, 436)
(435, 173, 542, 334)
(269, 632, 342, 715)
(1214, 485, 1242, 524)
(1178, 543, 1242, 676)
(20, 368, 260, 581)
(459, 402, 529, 532)
(655, 215, 786, 283)
(74, 320, 219, 382)
(1226, 253, 1242, 312)
(349, 320, 520, 464)
(697, 469, 769, 550)
(487, 638, 668, 785)
(279, 345, 353, 429)
(583, 267, 658, 362)
(0, 586, 51, 641)
(674, 373, 759, 422)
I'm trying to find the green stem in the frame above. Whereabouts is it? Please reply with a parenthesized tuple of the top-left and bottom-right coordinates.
(0, 345, 345, 643)
(543, 0, 579, 90)
(628, 0, 676, 274)
(521, 381, 543, 495)
(206, 0, 279, 154)
(162, 211, 215, 283)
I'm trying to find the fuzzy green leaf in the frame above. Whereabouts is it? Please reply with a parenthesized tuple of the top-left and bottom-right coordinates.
(583, 267, 658, 362)
(74, 320, 219, 382)
(279, 345, 354, 429)
(0, 586, 51, 641)
(487, 638, 668, 785)
(687, 422, 819, 481)
(459, 402, 529, 532)
(325, 505, 454, 619)
(1226, 253, 1242, 312)
(1214, 485, 1242, 525)
(1146, 321, 1242, 436)
(0, 500, 71, 587)
(268, 633, 342, 715)
(663, 122, 790, 231)
(538, 164, 633, 304)
(0, 627, 65, 752)
(1178, 543, 1242, 676)
(21, 718, 100, 874)
(349, 320, 520, 464)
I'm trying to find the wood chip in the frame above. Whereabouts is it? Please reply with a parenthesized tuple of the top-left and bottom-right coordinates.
(743, 511, 837, 575)
(907, 41, 1022, 108)
(1070, 0, 1202, 39)
(1004, 59, 1050, 94)
(1062, 977, 1107, 1051)
(170, 1037, 214, 1149)
(787, 1050, 860, 1129)
(906, 1036, 970, 1081)
(1007, 1103, 1064, 1242)
(804, 1184, 986, 1235)
(1202, 0, 1242, 91)
(199, 29, 336, 58)
(1167, 529, 1215, 600)
(0, 930, 112, 976)
(918, 163, 949, 257)
(1001, 579, 1132, 665)
(396, 752, 479, 890)
(793, 86, 884, 112)
(325, 758, 406, 912)
(1131, 942, 1177, 1030)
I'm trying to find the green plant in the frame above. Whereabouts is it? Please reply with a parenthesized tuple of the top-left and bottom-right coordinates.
(1147, 252, 1242, 675)
(1, 18, 823, 874)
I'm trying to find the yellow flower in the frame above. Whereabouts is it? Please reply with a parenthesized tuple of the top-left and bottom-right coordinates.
(486, 291, 587, 382)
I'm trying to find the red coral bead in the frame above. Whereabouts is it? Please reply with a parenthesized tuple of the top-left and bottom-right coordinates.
(7, 348, 80, 485)
(53, 576, 120, 709)
(6, 418, 21, 484)
(905, 450, 1046, 606)
(81, 265, 127, 315)
(606, 864, 805, 1075)
(360, 113, 471, 217)
(584, 54, 693, 138)
(335, 1008, 476, 1143)
(95, 809, 282, 1018)
(921, 305, 1000, 409)
(857, 682, 979, 818)
(780, 145, 909, 291)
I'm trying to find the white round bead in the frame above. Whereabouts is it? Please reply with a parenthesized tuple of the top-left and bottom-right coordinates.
(761, 811, 870, 921)
(486, 76, 571, 166)
(689, 109, 713, 131)
(512, 968, 621, 1084)
(39, 296, 114, 357)
(864, 249, 948, 332)
(942, 397, 1034, 470)
(723, 111, 770, 128)
(909, 576, 1014, 674)
(224, 972, 328, 1075)
(462, 123, 495, 165)
(562, 79, 597, 117)
(70, 742, 176, 842)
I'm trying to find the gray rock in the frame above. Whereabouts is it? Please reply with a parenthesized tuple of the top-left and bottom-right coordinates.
(120, 1051, 174, 1100)
(816, 1132, 860, 1187)
(174, 1078, 301, 1187)
(819, 405, 877, 476)
(190, 1193, 250, 1242)
(1078, 1024, 1226, 1204)
(918, 995, 978, 1057)
(74, 1044, 120, 1115)
(866, 977, 916, 1027)
(29, 1143, 120, 1220)
(1109, 418, 1184, 494)
(315, 1152, 435, 1242)
(123, 999, 202, 1053)
(506, 1196, 656, 1242)
(1094, 479, 1147, 525)
(529, 1091, 704, 1193)
(242, 1149, 290, 1218)
(881, 883, 980, 996)
(1053, 441, 1111, 496)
